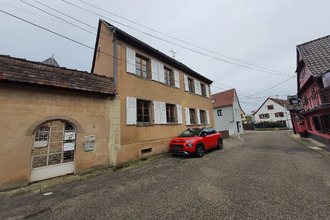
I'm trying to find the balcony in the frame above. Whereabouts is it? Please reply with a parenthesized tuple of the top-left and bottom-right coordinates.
(320, 87, 330, 106)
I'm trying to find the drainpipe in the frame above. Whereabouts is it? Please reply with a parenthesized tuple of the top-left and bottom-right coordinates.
(112, 27, 117, 100)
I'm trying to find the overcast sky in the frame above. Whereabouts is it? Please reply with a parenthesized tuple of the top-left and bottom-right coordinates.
(1, 0, 329, 114)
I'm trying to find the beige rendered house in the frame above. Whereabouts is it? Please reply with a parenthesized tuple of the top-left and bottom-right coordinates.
(0, 19, 214, 190)
(91, 20, 214, 164)
(0, 55, 116, 191)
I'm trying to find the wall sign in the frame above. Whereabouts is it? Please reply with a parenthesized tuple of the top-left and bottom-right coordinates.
(64, 142, 75, 151)
(64, 132, 75, 140)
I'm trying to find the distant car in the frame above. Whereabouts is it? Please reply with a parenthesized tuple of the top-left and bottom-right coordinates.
(169, 127, 223, 157)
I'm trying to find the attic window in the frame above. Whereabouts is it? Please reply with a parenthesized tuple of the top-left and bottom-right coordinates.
(267, 105, 274, 110)
(212, 99, 215, 104)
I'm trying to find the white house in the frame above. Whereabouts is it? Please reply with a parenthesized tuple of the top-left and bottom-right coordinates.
(253, 98, 292, 129)
(211, 89, 243, 135)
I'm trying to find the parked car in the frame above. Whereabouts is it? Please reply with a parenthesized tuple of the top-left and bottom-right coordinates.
(169, 127, 223, 157)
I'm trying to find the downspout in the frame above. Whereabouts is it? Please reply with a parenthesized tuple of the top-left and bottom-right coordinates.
(112, 27, 117, 100)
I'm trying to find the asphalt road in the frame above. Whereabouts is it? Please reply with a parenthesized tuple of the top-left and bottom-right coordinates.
(1, 131, 330, 219)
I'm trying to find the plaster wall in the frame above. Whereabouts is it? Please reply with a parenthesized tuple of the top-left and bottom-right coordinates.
(0, 83, 113, 190)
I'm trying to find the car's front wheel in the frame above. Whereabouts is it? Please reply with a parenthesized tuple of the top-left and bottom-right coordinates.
(195, 144, 205, 157)
(217, 138, 223, 150)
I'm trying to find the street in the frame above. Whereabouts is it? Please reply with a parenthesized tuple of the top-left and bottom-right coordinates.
(1, 130, 329, 219)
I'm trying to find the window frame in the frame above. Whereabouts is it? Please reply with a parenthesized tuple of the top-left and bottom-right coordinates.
(137, 99, 152, 125)
(188, 77, 195, 93)
(259, 113, 270, 119)
(135, 54, 150, 79)
(267, 105, 274, 110)
(164, 67, 174, 86)
(166, 103, 176, 124)
(189, 108, 196, 125)
(201, 83, 206, 97)
(200, 110, 207, 125)
(217, 109, 222, 116)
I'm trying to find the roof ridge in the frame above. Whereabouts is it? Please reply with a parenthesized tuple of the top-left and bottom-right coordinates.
(297, 34, 330, 48)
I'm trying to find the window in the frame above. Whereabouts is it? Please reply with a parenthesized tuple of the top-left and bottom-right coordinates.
(312, 116, 324, 133)
(35, 126, 49, 142)
(259, 114, 269, 119)
(137, 99, 151, 124)
(164, 67, 174, 86)
(217, 109, 222, 116)
(275, 112, 284, 117)
(189, 108, 196, 125)
(201, 84, 206, 97)
(166, 104, 176, 123)
(188, 77, 195, 93)
(200, 110, 207, 124)
(135, 55, 149, 78)
(267, 105, 274, 110)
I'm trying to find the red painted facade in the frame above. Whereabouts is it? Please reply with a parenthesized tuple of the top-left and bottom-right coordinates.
(288, 51, 330, 146)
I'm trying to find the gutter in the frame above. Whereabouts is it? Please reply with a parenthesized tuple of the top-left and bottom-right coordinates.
(112, 27, 117, 100)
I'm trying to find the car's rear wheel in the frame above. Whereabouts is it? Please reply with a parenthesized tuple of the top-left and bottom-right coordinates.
(217, 138, 223, 150)
(195, 144, 205, 157)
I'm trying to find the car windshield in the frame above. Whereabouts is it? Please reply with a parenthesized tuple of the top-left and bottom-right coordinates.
(178, 128, 201, 137)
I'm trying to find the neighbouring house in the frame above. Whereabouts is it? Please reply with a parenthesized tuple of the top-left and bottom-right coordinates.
(0, 55, 116, 191)
(91, 20, 214, 164)
(240, 109, 247, 124)
(286, 35, 330, 146)
(211, 89, 243, 135)
(253, 98, 293, 129)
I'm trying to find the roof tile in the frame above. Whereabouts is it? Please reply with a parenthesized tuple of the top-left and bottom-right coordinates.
(211, 89, 235, 108)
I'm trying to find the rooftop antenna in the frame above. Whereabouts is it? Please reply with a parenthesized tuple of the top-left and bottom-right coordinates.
(169, 50, 178, 59)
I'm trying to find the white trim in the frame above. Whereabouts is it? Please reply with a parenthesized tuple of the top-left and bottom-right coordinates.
(196, 109, 201, 125)
(126, 48, 136, 74)
(174, 70, 180, 88)
(126, 97, 137, 125)
(185, 107, 190, 125)
(177, 104, 183, 124)
(184, 75, 189, 91)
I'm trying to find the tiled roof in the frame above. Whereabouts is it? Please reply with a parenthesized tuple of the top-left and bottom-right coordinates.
(269, 98, 286, 107)
(95, 20, 213, 85)
(211, 89, 235, 108)
(297, 35, 330, 77)
(0, 55, 116, 95)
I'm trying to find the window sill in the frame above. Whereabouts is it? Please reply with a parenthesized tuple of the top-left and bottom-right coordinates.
(136, 123, 154, 127)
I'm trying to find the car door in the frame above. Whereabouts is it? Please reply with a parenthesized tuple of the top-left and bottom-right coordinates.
(209, 128, 218, 147)
(202, 128, 212, 150)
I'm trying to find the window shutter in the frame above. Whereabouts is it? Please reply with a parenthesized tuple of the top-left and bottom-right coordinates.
(206, 110, 210, 125)
(184, 75, 189, 91)
(185, 107, 190, 125)
(158, 63, 165, 84)
(206, 85, 210, 98)
(126, 97, 136, 125)
(197, 81, 202, 95)
(174, 70, 180, 88)
(196, 109, 201, 125)
(126, 48, 136, 74)
(160, 102, 167, 124)
(151, 59, 159, 81)
(153, 101, 160, 124)
(177, 104, 183, 124)
(194, 80, 199, 95)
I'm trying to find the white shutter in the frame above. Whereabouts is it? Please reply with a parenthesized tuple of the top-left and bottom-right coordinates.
(206, 85, 210, 98)
(206, 110, 210, 125)
(197, 81, 202, 95)
(196, 109, 201, 125)
(160, 102, 167, 124)
(194, 80, 199, 95)
(126, 97, 136, 125)
(177, 104, 183, 124)
(158, 63, 165, 83)
(151, 59, 159, 81)
(185, 107, 190, 126)
(153, 101, 160, 124)
(184, 75, 189, 91)
(126, 48, 136, 74)
(174, 70, 180, 88)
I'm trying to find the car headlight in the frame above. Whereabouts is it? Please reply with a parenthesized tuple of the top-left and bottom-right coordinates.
(186, 143, 194, 148)
(185, 139, 195, 142)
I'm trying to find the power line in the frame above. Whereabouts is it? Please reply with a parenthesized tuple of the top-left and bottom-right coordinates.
(60, 0, 293, 77)
(77, 0, 291, 76)
(0, 9, 294, 107)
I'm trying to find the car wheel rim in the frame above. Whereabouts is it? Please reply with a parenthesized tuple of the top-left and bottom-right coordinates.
(218, 140, 222, 149)
(198, 146, 204, 156)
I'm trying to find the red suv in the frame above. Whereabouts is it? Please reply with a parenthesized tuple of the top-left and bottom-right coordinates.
(169, 127, 223, 157)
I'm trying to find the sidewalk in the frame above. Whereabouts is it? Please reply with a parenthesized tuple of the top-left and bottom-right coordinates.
(288, 132, 330, 158)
